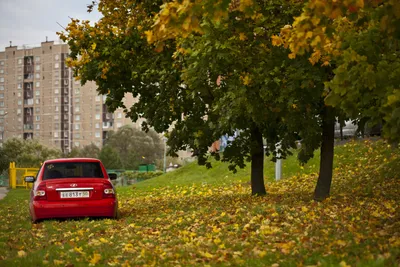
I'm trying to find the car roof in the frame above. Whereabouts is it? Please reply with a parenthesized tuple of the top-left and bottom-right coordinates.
(43, 158, 101, 164)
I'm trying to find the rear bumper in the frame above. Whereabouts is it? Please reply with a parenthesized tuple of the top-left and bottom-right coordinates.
(31, 198, 117, 220)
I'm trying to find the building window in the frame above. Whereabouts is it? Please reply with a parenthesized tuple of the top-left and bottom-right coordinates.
(35, 99, 40, 104)
(54, 132, 59, 138)
(75, 97, 80, 103)
(17, 92, 21, 97)
(35, 65, 40, 71)
(35, 56, 40, 62)
(0, 69, 4, 74)
(35, 90, 40, 96)
(0, 93, 3, 98)
(54, 63, 59, 69)
(54, 115, 59, 120)
(117, 122, 122, 128)
(35, 82, 40, 88)
(35, 107, 40, 113)
(35, 73, 40, 79)
(0, 110, 4, 115)
(36, 116, 40, 121)
(17, 76, 22, 81)
(95, 114, 100, 120)
(75, 115, 80, 121)
(0, 78, 4, 83)
(95, 132, 101, 138)
(0, 102, 4, 107)
(18, 59, 22, 64)
(75, 88, 80, 94)
(55, 80, 59, 86)
(55, 106, 59, 112)
(17, 108, 21, 114)
(0, 61, 4, 65)
(55, 54, 59, 60)
(95, 96, 101, 102)
(0, 85, 4, 90)
(95, 123, 100, 129)
(36, 124, 40, 130)
(18, 100, 22, 106)
(75, 124, 80, 130)
(17, 83, 22, 89)
(54, 97, 58, 103)
(54, 88, 59, 94)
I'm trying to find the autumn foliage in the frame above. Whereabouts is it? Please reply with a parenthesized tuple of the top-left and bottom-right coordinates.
(1, 140, 399, 266)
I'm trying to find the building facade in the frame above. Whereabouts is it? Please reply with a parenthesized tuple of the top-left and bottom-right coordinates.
(0, 41, 138, 152)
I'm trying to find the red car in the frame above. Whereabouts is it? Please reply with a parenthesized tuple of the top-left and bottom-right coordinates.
(25, 158, 118, 223)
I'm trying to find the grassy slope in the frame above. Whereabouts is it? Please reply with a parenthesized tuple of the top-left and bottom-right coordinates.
(133, 148, 321, 190)
(0, 140, 399, 266)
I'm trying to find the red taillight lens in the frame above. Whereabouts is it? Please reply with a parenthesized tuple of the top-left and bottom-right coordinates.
(34, 182, 47, 200)
(103, 183, 115, 198)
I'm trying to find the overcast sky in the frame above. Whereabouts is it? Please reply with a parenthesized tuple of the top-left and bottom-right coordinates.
(0, 0, 101, 51)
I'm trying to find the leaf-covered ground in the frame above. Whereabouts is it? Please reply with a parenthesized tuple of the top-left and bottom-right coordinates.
(0, 140, 399, 266)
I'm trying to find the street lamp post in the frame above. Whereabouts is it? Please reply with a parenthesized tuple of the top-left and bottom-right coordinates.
(163, 137, 167, 173)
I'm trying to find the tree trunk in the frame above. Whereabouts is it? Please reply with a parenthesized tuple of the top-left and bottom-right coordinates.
(250, 126, 266, 196)
(314, 106, 335, 201)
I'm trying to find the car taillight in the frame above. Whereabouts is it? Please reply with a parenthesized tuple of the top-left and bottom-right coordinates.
(103, 183, 115, 198)
(34, 182, 47, 200)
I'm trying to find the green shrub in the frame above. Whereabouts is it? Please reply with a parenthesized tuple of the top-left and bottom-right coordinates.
(122, 171, 163, 181)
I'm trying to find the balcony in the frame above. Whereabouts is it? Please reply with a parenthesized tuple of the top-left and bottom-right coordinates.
(23, 124, 33, 130)
(23, 74, 34, 80)
(24, 99, 34, 105)
(102, 122, 114, 129)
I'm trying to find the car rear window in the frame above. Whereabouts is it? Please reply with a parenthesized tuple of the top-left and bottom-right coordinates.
(43, 162, 104, 180)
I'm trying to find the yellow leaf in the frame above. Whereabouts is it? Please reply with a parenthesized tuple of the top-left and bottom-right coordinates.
(89, 253, 102, 265)
(339, 260, 351, 267)
(144, 30, 153, 43)
(91, 43, 96, 50)
(288, 53, 296, 59)
(301, 206, 308, 212)
(271, 35, 283, 46)
(18, 250, 27, 257)
(204, 252, 214, 258)
(53, 260, 64, 266)
(239, 32, 247, 41)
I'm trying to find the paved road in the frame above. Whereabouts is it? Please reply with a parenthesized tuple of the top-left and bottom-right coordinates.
(0, 187, 8, 200)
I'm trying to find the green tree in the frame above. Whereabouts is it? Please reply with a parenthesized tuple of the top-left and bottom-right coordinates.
(78, 143, 101, 159)
(104, 126, 163, 170)
(60, 0, 333, 198)
(276, 0, 400, 143)
(0, 138, 61, 168)
(99, 145, 123, 169)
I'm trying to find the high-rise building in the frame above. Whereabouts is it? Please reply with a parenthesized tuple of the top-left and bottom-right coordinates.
(0, 41, 138, 152)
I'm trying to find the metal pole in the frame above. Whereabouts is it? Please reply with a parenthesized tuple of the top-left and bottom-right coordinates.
(275, 142, 282, 181)
(163, 138, 167, 173)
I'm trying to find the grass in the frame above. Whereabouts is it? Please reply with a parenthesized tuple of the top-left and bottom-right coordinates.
(133, 148, 321, 190)
(0, 139, 399, 266)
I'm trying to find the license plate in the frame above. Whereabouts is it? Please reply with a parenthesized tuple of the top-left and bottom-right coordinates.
(60, 191, 89, 198)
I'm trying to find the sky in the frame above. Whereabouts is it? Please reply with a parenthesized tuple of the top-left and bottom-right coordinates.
(0, 0, 101, 51)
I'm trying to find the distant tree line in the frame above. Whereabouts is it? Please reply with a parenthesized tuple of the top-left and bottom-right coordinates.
(0, 126, 164, 174)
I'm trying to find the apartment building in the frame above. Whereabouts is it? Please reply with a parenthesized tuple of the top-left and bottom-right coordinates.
(0, 41, 138, 153)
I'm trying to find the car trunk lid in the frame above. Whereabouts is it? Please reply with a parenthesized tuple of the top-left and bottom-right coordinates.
(45, 178, 106, 201)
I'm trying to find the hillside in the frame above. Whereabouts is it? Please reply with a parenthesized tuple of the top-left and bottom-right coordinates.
(0, 139, 399, 266)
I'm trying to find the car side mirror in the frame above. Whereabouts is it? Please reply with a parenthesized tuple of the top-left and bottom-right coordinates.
(108, 173, 117, 180)
(24, 176, 35, 183)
